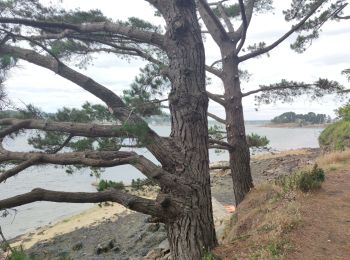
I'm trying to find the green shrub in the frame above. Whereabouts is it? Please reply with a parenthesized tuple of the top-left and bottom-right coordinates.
(297, 165, 325, 192)
(131, 178, 156, 190)
(97, 180, 125, 192)
(276, 164, 325, 192)
(319, 120, 350, 151)
(202, 252, 221, 260)
(247, 133, 269, 147)
(7, 247, 28, 260)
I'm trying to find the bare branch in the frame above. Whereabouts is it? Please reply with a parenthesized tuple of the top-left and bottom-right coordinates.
(0, 188, 177, 218)
(334, 3, 350, 19)
(236, 0, 248, 54)
(207, 112, 226, 124)
(0, 156, 42, 183)
(205, 65, 223, 78)
(209, 165, 230, 170)
(233, 0, 255, 41)
(239, 1, 324, 62)
(198, 0, 230, 46)
(209, 139, 233, 150)
(49, 134, 74, 154)
(217, 3, 235, 33)
(207, 91, 226, 106)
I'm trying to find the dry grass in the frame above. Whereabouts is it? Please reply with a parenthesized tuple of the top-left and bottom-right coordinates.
(215, 183, 302, 259)
(316, 149, 350, 171)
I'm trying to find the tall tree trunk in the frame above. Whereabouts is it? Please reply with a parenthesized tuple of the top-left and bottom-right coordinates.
(158, 0, 217, 258)
(222, 56, 254, 205)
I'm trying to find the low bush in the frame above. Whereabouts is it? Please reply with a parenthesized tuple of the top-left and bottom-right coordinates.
(276, 164, 325, 192)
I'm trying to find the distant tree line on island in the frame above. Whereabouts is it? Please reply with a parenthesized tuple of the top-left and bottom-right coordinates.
(271, 112, 331, 125)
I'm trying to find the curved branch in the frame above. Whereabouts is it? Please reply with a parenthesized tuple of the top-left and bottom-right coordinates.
(0, 149, 191, 193)
(0, 18, 165, 48)
(0, 188, 177, 218)
(0, 156, 42, 183)
(0, 45, 178, 166)
(239, 1, 324, 62)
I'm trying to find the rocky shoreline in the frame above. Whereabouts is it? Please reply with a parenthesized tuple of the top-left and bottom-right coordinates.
(6, 148, 320, 259)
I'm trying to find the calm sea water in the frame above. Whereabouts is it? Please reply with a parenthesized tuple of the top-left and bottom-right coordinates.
(0, 123, 323, 238)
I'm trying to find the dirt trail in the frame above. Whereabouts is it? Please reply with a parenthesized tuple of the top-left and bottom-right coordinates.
(287, 166, 350, 260)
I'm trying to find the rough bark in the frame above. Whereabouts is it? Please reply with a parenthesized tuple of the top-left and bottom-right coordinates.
(157, 1, 217, 258)
(0, 0, 217, 258)
(222, 55, 254, 205)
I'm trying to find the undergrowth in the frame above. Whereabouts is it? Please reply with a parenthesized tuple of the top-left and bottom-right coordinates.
(276, 164, 325, 192)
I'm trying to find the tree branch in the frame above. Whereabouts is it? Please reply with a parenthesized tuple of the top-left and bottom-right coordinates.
(242, 84, 311, 97)
(0, 156, 42, 183)
(239, 0, 324, 62)
(207, 112, 226, 124)
(0, 148, 191, 193)
(0, 45, 178, 166)
(235, 0, 248, 54)
(0, 17, 165, 49)
(0, 188, 177, 218)
(334, 3, 350, 19)
(0, 118, 130, 138)
(205, 65, 223, 78)
(198, 0, 230, 46)
(207, 91, 226, 106)
(217, 3, 235, 33)
(209, 139, 233, 150)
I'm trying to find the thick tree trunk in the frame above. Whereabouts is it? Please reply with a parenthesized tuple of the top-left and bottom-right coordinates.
(157, 0, 217, 258)
(222, 57, 254, 205)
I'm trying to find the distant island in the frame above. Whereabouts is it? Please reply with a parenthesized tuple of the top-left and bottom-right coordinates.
(266, 112, 332, 128)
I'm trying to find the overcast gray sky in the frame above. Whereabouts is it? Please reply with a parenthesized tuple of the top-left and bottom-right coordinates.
(5, 0, 350, 120)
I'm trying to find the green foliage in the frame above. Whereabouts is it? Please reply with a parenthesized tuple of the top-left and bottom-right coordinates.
(256, 79, 344, 106)
(271, 111, 328, 125)
(202, 252, 221, 260)
(131, 178, 156, 190)
(298, 165, 325, 192)
(120, 122, 150, 145)
(97, 180, 125, 192)
(276, 164, 325, 192)
(335, 103, 350, 121)
(123, 63, 169, 117)
(246, 133, 269, 147)
(208, 125, 225, 141)
(284, 0, 347, 53)
(212, 0, 273, 19)
(319, 120, 350, 151)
